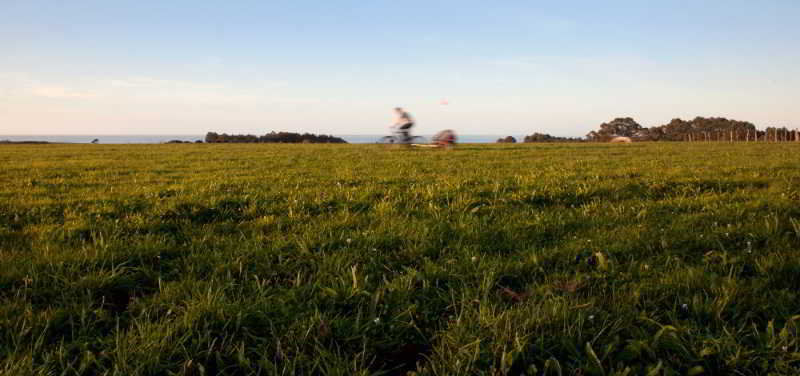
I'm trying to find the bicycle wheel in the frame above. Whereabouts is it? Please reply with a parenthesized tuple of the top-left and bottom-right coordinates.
(409, 136, 427, 144)
(378, 136, 397, 144)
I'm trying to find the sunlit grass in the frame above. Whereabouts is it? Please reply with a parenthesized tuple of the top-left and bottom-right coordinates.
(1, 142, 799, 375)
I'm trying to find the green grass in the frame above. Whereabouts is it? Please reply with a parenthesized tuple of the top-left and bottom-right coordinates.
(2, 142, 800, 375)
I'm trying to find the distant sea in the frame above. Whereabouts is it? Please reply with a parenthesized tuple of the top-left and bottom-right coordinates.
(0, 134, 525, 144)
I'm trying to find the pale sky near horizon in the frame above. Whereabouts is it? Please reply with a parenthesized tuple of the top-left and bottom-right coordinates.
(1, 1, 799, 137)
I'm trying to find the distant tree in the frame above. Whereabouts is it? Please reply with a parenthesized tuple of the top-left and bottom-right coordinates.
(523, 133, 584, 143)
(649, 117, 757, 141)
(586, 117, 644, 141)
(496, 136, 517, 143)
(523, 133, 553, 142)
(204, 131, 347, 144)
(587, 116, 762, 142)
(763, 126, 793, 142)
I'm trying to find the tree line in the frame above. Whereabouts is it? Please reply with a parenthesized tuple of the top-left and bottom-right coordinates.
(501, 116, 797, 143)
(205, 132, 347, 144)
(523, 133, 584, 143)
(585, 117, 798, 142)
(497, 134, 585, 143)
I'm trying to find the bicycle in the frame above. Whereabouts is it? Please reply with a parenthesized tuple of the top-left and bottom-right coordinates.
(377, 126, 426, 145)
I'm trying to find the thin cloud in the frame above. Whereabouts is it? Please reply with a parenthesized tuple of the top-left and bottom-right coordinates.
(9, 74, 317, 106)
(109, 76, 288, 90)
(108, 77, 223, 90)
(106, 76, 310, 105)
(28, 86, 98, 99)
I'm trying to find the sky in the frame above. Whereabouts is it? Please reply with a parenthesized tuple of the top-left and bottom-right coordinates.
(1, 1, 799, 137)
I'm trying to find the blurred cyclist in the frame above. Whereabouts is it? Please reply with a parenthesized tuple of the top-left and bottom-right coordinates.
(392, 107, 414, 143)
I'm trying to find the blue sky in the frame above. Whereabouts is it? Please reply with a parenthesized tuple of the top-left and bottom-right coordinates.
(1, 1, 798, 136)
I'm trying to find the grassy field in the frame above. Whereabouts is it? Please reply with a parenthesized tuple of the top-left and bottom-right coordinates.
(2, 142, 800, 375)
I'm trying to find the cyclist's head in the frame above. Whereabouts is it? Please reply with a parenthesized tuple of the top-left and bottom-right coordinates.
(394, 107, 403, 113)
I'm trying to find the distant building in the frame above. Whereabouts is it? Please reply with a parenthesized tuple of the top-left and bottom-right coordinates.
(609, 136, 632, 143)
